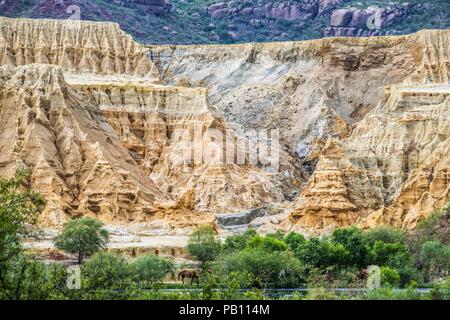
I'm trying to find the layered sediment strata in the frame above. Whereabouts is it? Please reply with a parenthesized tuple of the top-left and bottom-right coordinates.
(75, 82, 283, 213)
(0, 64, 166, 226)
(0, 16, 448, 232)
(151, 29, 450, 230)
(290, 30, 450, 230)
(292, 84, 450, 230)
(0, 17, 159, 79)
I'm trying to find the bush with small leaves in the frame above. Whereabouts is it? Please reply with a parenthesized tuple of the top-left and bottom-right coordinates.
(222, 229, 257, 253)
(81, 252, 133, 297)
(332, 227, 368, 268)
(131, 254, 175, 286)
(419, 241, 450, 281)
(218, 249, 304, 288)
(187, 225, 221, 265)
(54, 217, 109, 264)
(284, 232, 306, 255)
(247, 235, 288, 252)
(381, 266, 401, 288)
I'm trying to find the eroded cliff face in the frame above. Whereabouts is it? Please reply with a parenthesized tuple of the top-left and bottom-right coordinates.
(0, 17, 159, 79)
(0, 18, 282, 226)
(74, 82, 283, 214)
(291, 30, 450, 231)
(0, 16, 448, 232)
(0, 64, 166, 226)
(150, 33, 422, 166)
(150, 29, 450, 231)
(292, 83, 449, 231)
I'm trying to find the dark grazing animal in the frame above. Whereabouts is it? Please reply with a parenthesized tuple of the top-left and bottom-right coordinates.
(178, 269, 199, 285)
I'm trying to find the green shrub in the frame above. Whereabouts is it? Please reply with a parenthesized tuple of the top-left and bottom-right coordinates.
(368, 241, 410, 268)
(199, 271, 253, 300)
(247, 235, 288, 252)
(187, 225, 222, 265)
(218, 249, 304, 288)
(381, 267, 401, 288)
(0, 254, 67, 300)
(0, 171, 46, 299)
(364, 226, 406, 245)
(297, 238, 350, 269)
(284, 232, 306, 254)
(428, 278, 450, 300)
(419, 241, 450, 281)
(81, 252, 132, 291)
(223, 229, 257, 253)
(131, 254, 175, 285)
(304, 288, 338, 300)
(54, 217, 109, 264)
(332, 227, 368, 268)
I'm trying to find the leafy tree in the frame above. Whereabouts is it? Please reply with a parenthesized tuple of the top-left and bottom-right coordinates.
(222, 229, 257, 253)
(247, 235, 288, 252)
(419, 241, 450, 281)
(368, 241, 410, 268)
(0, 171, 46, 299)
(284, 232, 306, 255)
(0, 257, 68, 300)
(82, 252, 131, 291)
(297, 238, 350, 269)
(332, 227, 368, 268)
(429, 278, 450, 300)
(408, 205, 450, 256)
(199, 271, 253, 300)
(219, 249, 304, 288)
(364, 226, 406, 246)
(131, 254, 175, 285)
(54, 217, 109, 264)
(187, 225, 221, 265)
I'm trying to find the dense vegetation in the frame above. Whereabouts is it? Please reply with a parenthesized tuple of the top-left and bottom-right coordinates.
(54, 217, 109, 263)
(1, 0, 449, 44)
(0, 173, 448, 300)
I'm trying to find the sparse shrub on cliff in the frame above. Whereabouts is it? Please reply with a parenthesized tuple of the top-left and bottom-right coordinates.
(428, 277, 450, 300)
(54, 217, 110, 264)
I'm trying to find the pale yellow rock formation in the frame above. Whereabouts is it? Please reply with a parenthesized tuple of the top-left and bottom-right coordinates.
(0, 17, 159, 79)
(0, 64, 166, 226)
(150, 29, 450, 230)
(0, 17, 286, 226)
(0, 16, 448, 232)
(75, 82, 283, 214)
(292, 83, 450, 230)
